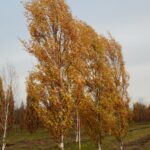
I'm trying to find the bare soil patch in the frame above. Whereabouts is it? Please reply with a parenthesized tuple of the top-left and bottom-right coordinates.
(113, 135, 150, 150)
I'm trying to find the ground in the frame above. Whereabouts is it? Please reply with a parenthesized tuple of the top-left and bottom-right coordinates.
(1, 122, 150, 150)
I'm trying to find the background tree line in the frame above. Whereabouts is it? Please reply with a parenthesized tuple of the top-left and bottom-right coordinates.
(12, 101, 150, 129)
(132, 102, 150, 122)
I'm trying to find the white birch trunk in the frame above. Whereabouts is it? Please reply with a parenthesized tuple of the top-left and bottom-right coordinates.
(98, 142, 102, 150)
(76, 132, 79, 143)
(120, 140, 124, 150)
(76, 110, 79, 143)
(78, 116, 81, 150)
(2, 100, 9, 150)
(120, 146, 123, 150)
(76, 124, 78, 142)
(58, 135, 64, 150)
(76, 110, 81, 150)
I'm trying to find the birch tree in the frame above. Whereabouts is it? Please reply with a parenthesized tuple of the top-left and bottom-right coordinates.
(76, 24, 116, 150)
(0, 77, 5, 135)
(105, 36, 130, 150)
(23, 0, 78, 149)
(65, 22, 88, 150)
(0, 66, 16, 150)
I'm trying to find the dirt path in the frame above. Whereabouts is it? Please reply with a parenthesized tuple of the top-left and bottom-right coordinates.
(114, 135, 150, 150)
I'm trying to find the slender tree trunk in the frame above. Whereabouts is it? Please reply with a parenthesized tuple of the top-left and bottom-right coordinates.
(58, 135, 64, 150)
(119, 139, 124, 150)
(76, 131, 79, 143)
(98, 142, 102, 150)
(78, 116, 81, 150)
(59, 67, 65, 150)
(75, 111, 79, 143)
(2, 101, 9, 150)
(76, 110, 81, 150)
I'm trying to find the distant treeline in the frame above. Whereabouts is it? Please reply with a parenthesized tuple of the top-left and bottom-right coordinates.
(132, 102, 150, 122)
(14, 101, 150, 131)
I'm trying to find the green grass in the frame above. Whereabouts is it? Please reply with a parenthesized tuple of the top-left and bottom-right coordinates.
(1, 122, 150, 150)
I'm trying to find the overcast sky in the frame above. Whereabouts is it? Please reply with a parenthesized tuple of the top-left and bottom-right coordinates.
(0, 0, 150, 106)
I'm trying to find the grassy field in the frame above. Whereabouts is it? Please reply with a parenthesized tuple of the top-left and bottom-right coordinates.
(1, 122, 150, 150)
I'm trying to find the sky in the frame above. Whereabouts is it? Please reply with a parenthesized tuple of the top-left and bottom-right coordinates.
(0, 0, 150, 106)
